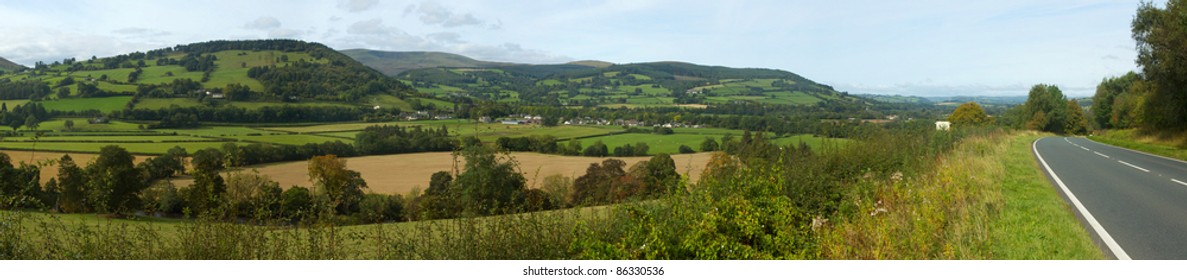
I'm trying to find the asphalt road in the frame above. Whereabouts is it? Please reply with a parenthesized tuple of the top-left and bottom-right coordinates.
(1033, 136, 1187, 260)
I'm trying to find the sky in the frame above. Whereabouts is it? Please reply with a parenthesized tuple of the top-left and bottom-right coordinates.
(0, 0, 1148, 97)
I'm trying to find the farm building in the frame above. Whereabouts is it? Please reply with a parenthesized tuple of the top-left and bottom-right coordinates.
(935, 121, 951, 131)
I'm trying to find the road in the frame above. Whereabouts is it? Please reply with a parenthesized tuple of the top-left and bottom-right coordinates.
(1033, 136, 1187, 260)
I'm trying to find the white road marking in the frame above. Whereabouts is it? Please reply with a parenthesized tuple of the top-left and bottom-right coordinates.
(1173, 179, 1187, 187)
(1033, 138, 1131, 260)
(1081, 146, 1091, 151)
(1094, 152, 1110, 158)
(1118, 160, 1150, 173)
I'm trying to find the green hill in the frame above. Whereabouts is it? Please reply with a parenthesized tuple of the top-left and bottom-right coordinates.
(341, 49, 515, 76)
(0, 56, 24, 72)
(0, 40, 420, 114)
(397, 59, 854, 107)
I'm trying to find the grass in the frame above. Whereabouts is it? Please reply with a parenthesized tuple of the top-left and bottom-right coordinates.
(818, 131, 1103, 259)
(35, 118, 143, 131)
(0, 141, 234, 155)
(226, 134, 352, 145)
(1089, 129, 1187, 162)
(39, 96, 132, 113)
(134, 98, 205, 109)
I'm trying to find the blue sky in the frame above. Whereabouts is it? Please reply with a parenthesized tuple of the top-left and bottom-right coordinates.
(0, 0, 1146, 97)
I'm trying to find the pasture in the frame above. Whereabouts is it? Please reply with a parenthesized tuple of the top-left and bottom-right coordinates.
(39, 96, 133, 113)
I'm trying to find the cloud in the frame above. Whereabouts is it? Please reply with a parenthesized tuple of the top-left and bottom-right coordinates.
(0, 27, 158, 65)
(333, 19, 568, 64)
(112, 28, 172, 37)
(832, 82, 1095, 98)
(1101, 54, 1120, 60)
(244, 16, 281, 30)
(268, 28, 307, 38)
(427, 32, 465, 44)
(405, 2, 493, 29)
(338, 0, 378, 13)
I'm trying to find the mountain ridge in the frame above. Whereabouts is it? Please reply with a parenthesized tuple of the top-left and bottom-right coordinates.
(0, 56, 25, 72)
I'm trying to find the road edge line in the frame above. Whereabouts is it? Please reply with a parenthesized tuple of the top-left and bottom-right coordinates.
(1033, 137, 1132, 260)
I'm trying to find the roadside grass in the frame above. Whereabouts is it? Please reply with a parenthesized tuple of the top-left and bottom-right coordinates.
(1089, 129, 1187, 162)
(818, 131, 1103, 259)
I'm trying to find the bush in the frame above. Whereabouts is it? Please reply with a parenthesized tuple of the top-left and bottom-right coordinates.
(357, 193, 405, 223)
(678, 145, 695, 154)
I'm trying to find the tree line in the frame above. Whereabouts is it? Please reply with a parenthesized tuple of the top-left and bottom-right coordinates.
(1088, 0, 1187, 134)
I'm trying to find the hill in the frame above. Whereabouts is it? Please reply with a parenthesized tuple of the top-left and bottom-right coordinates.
(341, 49, 515, 76)
(397, 59, 855, 107)
(0, 40, 421, 117)
(0, 56, 24, 72)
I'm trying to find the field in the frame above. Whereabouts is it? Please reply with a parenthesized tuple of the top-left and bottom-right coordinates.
(580, 132, 840, 154)
(173, 152, 714, 196)
(39, 96, 133, 113)
(263, 120, 623, 142)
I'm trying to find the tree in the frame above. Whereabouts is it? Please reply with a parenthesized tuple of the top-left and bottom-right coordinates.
(700, 137, 719, 152)
(453, 145, 526, 215)
(1022, 84, 1069, 134)
(63, 119, 75, 131)
(1091, 72, 1140, 129)
(187, 148, 226, 214)
(583, 140, 608, 157)
(56, 154, 87, 213)
(1133, 0, 1187, 131)
(637, 153, 679, 196)
(1066, 100, 1090, 135)
(308, 154, 368, 214)
(86, 145, 146, 215)
(427, 171, 453, 196)
(947, 102, 989, 126)
(572, 159, 626, 205)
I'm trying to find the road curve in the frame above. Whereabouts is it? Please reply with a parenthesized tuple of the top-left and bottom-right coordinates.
(1033, 136, 1187, 260)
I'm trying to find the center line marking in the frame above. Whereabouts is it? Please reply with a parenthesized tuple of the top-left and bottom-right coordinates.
(1118, 160, 1150, 172)
(1173, 179, 1187, 187)
(1094, 151, 1110, 158)
(1081, 146, 1090, 151)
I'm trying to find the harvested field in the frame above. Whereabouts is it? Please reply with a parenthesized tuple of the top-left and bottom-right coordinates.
(174, 152, 714, 196)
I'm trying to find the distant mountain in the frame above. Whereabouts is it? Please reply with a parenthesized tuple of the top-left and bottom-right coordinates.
(397, 58, 857, 107)
(566, 60, 614, 68)
(0, 39, 417, 108)
(855, 94, 931, 104)
(340, 49, 516, 76)
(0, 56, 25, 72)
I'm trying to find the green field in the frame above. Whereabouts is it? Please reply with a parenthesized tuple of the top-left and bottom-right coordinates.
(38, 96, 133, 113)
(0, 141, 234, 154)
(35, 118, 143, 131)
(2, 135, 208, 142)
(226, 134, 352, 145)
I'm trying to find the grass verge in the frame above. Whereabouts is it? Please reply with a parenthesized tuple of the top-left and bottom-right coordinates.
(819, 131, 1103, 259)
(1089, 129, 1187, 162)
